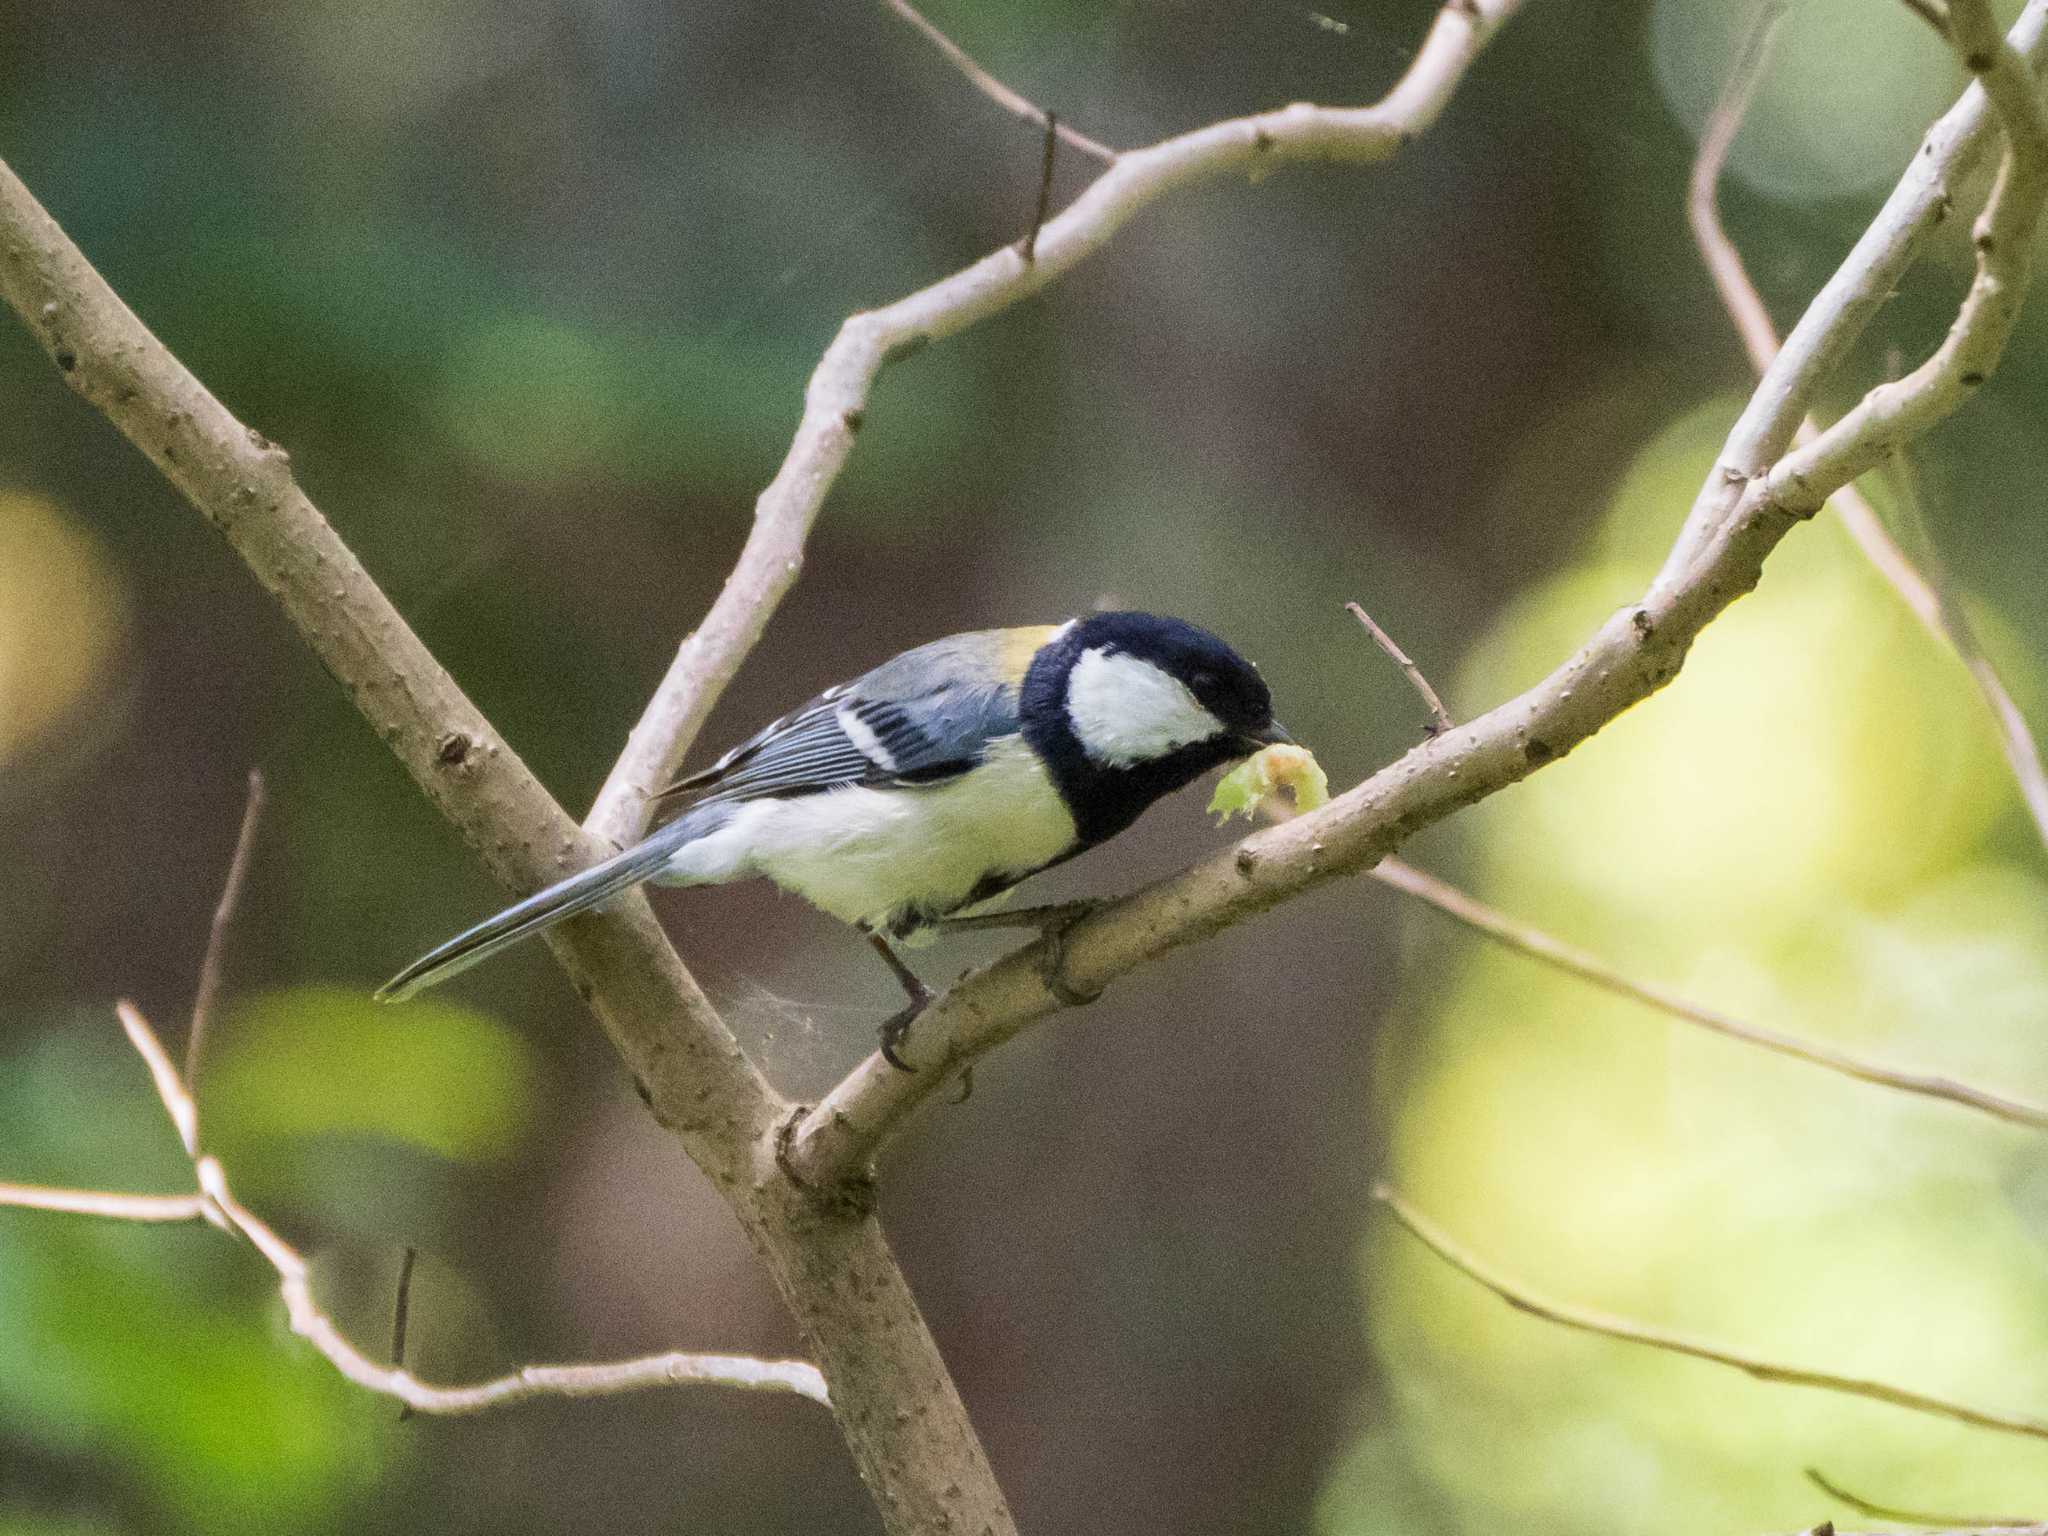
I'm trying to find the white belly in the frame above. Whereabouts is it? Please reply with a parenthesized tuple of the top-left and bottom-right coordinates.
(661, 735, 1079, 932)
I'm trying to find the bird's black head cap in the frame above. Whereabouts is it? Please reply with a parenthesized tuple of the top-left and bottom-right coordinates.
(1021, 611, 1285, 845)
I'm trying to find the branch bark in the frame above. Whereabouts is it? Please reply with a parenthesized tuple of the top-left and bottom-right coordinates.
(784, 0, 2048, 1188)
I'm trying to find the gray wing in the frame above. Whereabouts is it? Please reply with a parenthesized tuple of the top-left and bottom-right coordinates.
(662, 633, 1023, 805)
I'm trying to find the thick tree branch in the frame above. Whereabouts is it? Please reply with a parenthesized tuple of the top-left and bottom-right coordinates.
(784, 0, 2048, 1188)
(1375, 1185, 2048, 1445)
(0, 154, 1008, 1536)
(0, 1002, 830, 1413)
(581, 0, 1527, 846)
(1370, 857, 2048, 1130)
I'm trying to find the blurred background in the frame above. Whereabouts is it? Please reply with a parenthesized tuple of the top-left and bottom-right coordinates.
(4, 0, 2048, 1531)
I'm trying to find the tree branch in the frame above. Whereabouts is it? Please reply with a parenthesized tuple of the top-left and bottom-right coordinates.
(1653, 0, 2048, 587)
(580, 0, 1528, 848)
(1805, 1467, 2039, 1530)
(782, 0, 2048, 1189)
(0, 1001, 830, 1412)
(185, 766, 265, 1087)
(881, 0, 1119, 164)
(1347, 600, 1455, 735)
(0, 151, 1008, 1536)
(1375, 1185, 2048, 1445)
(1687, 2, 2048, 852)
(1369, 856, 2048, 1130)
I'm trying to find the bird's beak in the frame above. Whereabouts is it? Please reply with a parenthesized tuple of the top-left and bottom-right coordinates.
(1242, 720, 1295, 751)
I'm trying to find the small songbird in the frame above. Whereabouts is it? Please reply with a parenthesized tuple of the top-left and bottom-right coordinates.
(377, 611, 1291, 1065)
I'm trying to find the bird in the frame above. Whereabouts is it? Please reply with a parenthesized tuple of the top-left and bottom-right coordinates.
(376, 611, 1292, 1067)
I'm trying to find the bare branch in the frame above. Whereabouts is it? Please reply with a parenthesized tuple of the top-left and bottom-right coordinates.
(0, 1182, 209, 1223)
(1374, 1185, 2048, 1445)
(0, 151, 1011, 1528)
(1805, 1467, 2039, 1530)
(392, 1242, 420, 1421)
(187, 766, 266, 1087)
(0, 1003, 832, 1412)
(1347, 601, 1454, 735)
(1652, 1, 2048, 587)
(581, 0, 1528, 848)
(882, 0, 1118, 164)
(1019, 112, 1059, 264)
(1687, 3, 2048, 851)
(1763, 0, 2048, 513)
(1370, 857, 2048, 1130)
(783, 0, 2048, 1189)
(1687, 1, 1788, 378)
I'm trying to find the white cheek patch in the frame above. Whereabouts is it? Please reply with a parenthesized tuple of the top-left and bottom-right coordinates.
(1066, 647, 1226, 766)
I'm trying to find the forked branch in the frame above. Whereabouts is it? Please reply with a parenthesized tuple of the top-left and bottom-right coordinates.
(0, 1001, 829, 1414)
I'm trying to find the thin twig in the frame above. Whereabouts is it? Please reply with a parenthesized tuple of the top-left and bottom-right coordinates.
(1374, 1185, 2048, 1445)
(881, 0, 1118, 164)
(0, 1003, 832, 1412)
(393, 1243, 420, 1422)
(0, 1182, 209, 1223)
(1346, 601, 1454, 735)
(1370, 856, 2048, 1130)
(187, 767, 266, 1087)
(1805, 1467, 2040, 1530)
(1686, 0, 2048, 854)
(1019, 112, 1058, 263)
(1899, 0, 1954, 40)
(1686, 1, 1788, 373)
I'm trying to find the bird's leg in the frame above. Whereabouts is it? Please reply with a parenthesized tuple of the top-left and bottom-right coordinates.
(867, 932, 933, 1072)
(934, 899, 1108, 1008)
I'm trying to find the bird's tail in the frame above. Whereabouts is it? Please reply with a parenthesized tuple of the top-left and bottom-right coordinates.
(376, 816, 704, 1003)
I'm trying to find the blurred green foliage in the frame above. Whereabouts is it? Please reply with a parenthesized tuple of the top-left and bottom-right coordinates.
(1326, 394, 2048, 1533)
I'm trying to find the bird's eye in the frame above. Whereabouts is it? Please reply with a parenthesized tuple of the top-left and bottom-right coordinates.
(1190, 670, 1218, 694)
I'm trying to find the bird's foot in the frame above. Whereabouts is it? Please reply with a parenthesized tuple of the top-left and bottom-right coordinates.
(940, 898, 1107, 1007)
(877, 984, 932, 1072)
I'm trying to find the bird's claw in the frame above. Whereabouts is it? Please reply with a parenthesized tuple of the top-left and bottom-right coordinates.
(878, 994, 928, 1072)
(1035, 899, 1107, 1008)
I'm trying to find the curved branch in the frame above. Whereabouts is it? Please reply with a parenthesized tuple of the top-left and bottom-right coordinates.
(785, 0, 2048, 1188)
(1376, 1185, 2048, 1445)
(0, 1003, 832, 1413)
(882, 0, 1119, 164)
(0, 153, 1004, 1535)
(1370, 857, 2048, 1130)
(1653, 0, 2048, 587)
(1687, 1, 2048, 854)
(581, 0, 1528, 846)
